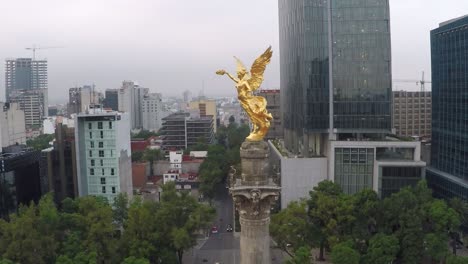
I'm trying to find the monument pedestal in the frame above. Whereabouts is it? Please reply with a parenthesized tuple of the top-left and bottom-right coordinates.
(230, 141, 280, 264)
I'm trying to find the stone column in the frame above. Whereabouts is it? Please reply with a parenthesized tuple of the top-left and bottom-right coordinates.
(230, 141, 280, 264)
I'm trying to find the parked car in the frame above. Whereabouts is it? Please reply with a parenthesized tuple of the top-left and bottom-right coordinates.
(226, 224, 233, 232)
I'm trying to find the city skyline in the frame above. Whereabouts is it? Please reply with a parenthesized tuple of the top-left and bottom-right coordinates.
(0, 0, 467, 104)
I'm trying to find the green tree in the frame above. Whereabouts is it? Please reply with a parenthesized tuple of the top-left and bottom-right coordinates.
(157, 182, 215, 263)
(131, 130, 159, 140)
(285, 246, 311, 264)
(330, 241, 360, 264)
(446, 255, 468, 264)
(26, 133, 54, 150)
(143, 148, 164, 176)
(270, 200, 313, 257)
(131, 151, 144, 162)
(113, 193, 129, 228)
(362, 233, 399, 264)
(228, 115, 235, 124)
(122, 256, 150, 264)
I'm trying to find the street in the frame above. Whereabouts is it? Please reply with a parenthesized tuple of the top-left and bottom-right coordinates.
(183, 184, 287, 264)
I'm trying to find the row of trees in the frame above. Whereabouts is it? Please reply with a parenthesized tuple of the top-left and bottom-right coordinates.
(271, 180, 468, 264)
(0, 183, 215, 264)
(198, 119, 250, 201)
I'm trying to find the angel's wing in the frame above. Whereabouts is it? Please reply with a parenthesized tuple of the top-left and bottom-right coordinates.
(247, 46, 273, 91)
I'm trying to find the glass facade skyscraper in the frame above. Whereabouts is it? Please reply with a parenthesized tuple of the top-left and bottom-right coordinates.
(279, 0, 392, 156)
(427, 16, 468, 200)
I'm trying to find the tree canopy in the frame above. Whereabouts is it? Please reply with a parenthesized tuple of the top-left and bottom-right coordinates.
(270, 180, 465, 264)
(0, 184, 215, 264)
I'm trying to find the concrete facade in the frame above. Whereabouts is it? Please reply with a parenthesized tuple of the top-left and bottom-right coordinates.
(75, 108, 133, 201)
(8, 89, 47, 129)
(142, 93, 163, 132)
(5, 58, 47, 101)
(0, 102, 26, 152)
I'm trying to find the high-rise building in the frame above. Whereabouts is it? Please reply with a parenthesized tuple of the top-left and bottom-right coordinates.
(103, 89, 119, 111)
(393, 91, 432, 138)
(8, 89, 47, 129)
(5, 58, 48, 128)
(275, 0, 424, 206)
(183, 90, 192, 103)
(5, 58, 47, 100)
(188, 99, 217, 132)
(40, 122, 78, 202)
(68, 85, 101, 116)
(427, 16, 468, 200)
(0, 102, 26, 152)
(160, 112, 214, 151)
(257, 89, 283, 139)
(142, 93, 163, 132)
(75, 107, 133, 201)
(279, 0, 392, 155)
(117, 81, 149, 130)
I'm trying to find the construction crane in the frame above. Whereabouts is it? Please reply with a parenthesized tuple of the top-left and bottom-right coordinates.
(393, 71, 432, 92)
(25, 45, 63, 60)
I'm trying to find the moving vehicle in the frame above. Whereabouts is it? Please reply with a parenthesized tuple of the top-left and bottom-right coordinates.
(226, 224, 233, 232)
(211, 226, 218, 234)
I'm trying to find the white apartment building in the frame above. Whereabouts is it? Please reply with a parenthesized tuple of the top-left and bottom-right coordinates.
(117, 80, 149, 130)
(0, 102, 26, 152)
(142, 93, 163, 132)
(75, 108, 133, 201)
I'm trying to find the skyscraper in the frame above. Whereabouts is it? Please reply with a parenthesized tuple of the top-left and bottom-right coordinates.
(275, 0, 424, 205)
(427, 15, 468, 200)
(279, 0, 392, 156)
(5, 58, 48, 127)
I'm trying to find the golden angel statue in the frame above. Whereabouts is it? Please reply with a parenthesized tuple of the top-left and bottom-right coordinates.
(216, 46, 273, 141)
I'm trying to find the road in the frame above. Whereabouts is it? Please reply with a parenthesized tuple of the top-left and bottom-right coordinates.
(183, 184, 287, 264)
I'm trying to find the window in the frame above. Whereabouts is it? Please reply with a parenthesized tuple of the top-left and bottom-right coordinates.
(89, 150, 93, 157)
(99, 150, 104, 157)
(91, 159, 95, 166)
(102, 186, 106, 193)
(109, 122, 112, 129)
(102, 168, 105, 175)
(90, 141, 94, 148)
(88, 123, 92, 129)
(89, 132, 93, 139)
(99, 142, 104, 148)
(98, 122, 103, 129)
(112, 187, 116, 194)
(100, 131, 104, 138)
(111, 150, 113, 157)
(90, 168, 94, 175)
(111, 168, 115, 175)
(101, 177, 106, 184)
(100, 159, 104, 166)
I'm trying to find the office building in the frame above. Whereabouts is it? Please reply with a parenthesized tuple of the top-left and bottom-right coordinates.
(188, 99, 217, 132)
(5, 58, 48, 127)
(393, 91, 432, 138)
(257, 89, 282, 139)
(117, 80, 149, 130)
(183, 90, 192, 103)
(279, 0, 392, 155)
(103, 89, 119, 111)
(68, 85, 101, 116)
(160, 112, 214, 151)
(5, 58, 47, 100)
(75, 107, 133, 201)
(8, 89, 47, 129)
(142, 93, 163, 132)
(40, 122, 78, 202)
(275, 0, 424, 206)
(0, 145, 42, 218)
(427, 16, 468, 200)
(0, 102, 26, 152)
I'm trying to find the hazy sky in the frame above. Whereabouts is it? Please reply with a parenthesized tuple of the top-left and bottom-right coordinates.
(0, 0, 467, 104)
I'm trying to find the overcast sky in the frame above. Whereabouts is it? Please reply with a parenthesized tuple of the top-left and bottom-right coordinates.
(0, 0, 467, 104)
